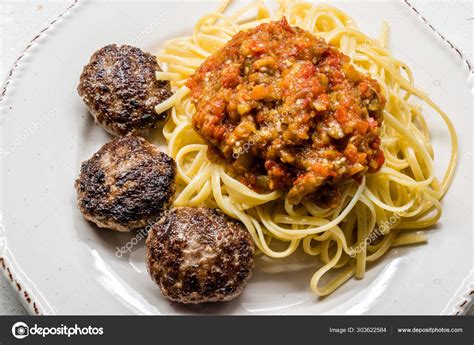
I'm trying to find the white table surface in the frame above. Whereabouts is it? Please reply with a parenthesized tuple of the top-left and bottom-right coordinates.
(0, 0, 472, 315)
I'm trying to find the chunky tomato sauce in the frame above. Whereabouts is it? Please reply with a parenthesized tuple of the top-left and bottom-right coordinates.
(187, 18, 385, 206)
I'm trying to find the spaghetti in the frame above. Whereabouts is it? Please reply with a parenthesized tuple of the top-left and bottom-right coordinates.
(154, 0, 458, 296)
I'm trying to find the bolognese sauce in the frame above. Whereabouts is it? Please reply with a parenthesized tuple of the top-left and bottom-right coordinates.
(187, 18, 385, 206)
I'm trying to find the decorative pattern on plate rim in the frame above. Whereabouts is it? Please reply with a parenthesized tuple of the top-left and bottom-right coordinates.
(404, 0, 472, 73)
(0, 258, 40, 315)
(0, 0, 472, 315)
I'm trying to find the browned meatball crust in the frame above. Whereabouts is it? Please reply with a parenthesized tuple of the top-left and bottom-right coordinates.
(146, 207, 255, 303)
(78, 44, 172, 135)
(75, 135, 176, 232)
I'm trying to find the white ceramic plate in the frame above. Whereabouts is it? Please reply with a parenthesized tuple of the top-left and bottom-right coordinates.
(1, 0, 472, 315)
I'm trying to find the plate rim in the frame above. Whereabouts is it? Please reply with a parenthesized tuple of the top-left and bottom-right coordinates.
(0, 0, 472, 315)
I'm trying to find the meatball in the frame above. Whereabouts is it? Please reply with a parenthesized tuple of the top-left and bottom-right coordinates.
(78, 44, 172, 136)
(146, 207, 255, 303)
(75, 135, 176, 232)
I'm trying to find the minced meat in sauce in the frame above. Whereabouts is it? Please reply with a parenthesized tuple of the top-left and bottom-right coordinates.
(187, 18, 385, 206)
